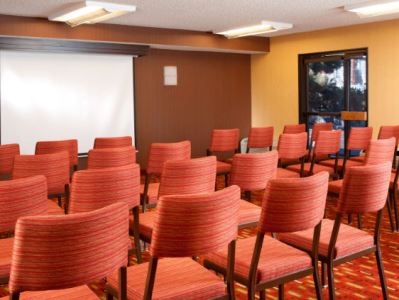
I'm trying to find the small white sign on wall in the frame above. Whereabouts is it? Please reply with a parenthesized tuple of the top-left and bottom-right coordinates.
(164, 66, 177, 86)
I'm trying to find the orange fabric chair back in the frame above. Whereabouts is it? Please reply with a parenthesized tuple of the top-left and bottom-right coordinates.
(150, 185, 240, 257)
(283, 124, 306, 134)
(147, 140, 191, 175)
(69, 164, 140, 213)
(8, 202, 129, 293)
(158, 156, 216, 197)
(277, 132, 308, 160)
(259, 172, 329, 233)
(365, 138, 396, 165)
(338, 163, 391, 214)
(93, 136, 132, 149)
(311, 122, 333, 143)
(12, 152, 70, 195)
(378, 125, 399, 145)
(247, 127, 274, 149)
(0, 143, 20, 176)
(347, 127, 373, 151)
(209, 128, 240, 152)
(87, 146, 136, 169)
(313, 130, 341, 156)
(35, 139, 78, 167)
(229, 151, 278, 191)
(0, 175, 47, 234)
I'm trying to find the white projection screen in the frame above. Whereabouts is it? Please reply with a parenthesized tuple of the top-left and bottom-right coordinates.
(0, 50, 134, 154)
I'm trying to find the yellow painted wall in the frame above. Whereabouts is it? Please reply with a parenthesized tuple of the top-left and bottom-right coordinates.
(251, 18, 399, 136)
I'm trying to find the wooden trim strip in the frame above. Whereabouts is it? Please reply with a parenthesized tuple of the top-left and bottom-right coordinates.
(0, 14, 269, 53)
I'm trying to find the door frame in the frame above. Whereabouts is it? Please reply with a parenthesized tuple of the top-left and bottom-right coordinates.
(298, 48, 368, 128)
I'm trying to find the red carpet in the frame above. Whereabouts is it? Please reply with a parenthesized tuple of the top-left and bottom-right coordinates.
(1, 183, 399, 299)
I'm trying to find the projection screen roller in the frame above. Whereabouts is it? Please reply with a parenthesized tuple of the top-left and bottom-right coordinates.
(0, 50, 134, 154)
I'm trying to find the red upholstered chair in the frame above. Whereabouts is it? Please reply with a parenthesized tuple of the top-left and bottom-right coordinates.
(279, 163, 392, 300)
(87, 146, 136, 169)
(106, 185, 240, 300)
(327, 137, 396, 230)
(287, 130, 341, 177)
(139, 156, 217, 243)
(204, 172, 329, 300)
(5, 202, 129, 300)
(94, 136, 132, 149)
(378, 125, 399, 168)
(276, 132, 308, 178)
(229, 151, 278, 229)
(0, 175, 49, 285)
(283, 124, 306, 134)
(69, 164, 142, 262)
(207, 128, 240, 186)
(141, 140, 191, 212)
(36, 139, 78, 172)
(319, 127, 373, 175)
(247, 127, 274, 152)
(12, 152, 70, 213)
(307, 122, 333, 160)
(0, 144, 20, 179)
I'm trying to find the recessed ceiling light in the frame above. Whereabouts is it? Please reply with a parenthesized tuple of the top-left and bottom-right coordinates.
(345, 0, 399, 18)
(48, 1, 136, 27)
(215, 21, 293, 39)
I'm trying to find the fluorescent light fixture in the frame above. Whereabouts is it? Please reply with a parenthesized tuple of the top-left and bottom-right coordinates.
(345, 0, 399, 18)
(216, 21, 293, 39)
(48, 1, 136, 27)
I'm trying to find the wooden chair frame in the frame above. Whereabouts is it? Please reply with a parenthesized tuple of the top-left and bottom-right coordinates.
(106, 241, 237, 300)
(204, 224, 323, 300)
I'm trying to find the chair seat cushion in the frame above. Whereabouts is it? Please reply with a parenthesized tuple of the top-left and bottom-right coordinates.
(0, 237, 13, 279)
(278, 219, 374, 259)
(328, 180, 343, 194)
(138, 211, 156, 241)
(0, 285, 99, 299)
(349, 156, 366, 163)
(140, 182, 159, 204)
(319, 158, 363, 170)
(238, 200, 261, 227)
(204, 235, 311, 283)
(276, 168, 300, 179)
(107, 257, 226, 300)
(287, 162, 335, 175)
(216, 161, 231, 174)
(47, 200, 64, 215)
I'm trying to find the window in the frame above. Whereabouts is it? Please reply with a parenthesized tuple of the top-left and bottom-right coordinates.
(298, 48, 368, 153)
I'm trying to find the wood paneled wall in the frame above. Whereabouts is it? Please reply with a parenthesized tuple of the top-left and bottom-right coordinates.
(135, 49, 251, 166)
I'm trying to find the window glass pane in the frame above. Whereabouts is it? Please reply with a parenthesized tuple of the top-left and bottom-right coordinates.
(308, 60, 345, 113)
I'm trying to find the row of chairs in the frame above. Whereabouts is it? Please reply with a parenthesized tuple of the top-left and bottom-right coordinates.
(0, 160, 393, 299)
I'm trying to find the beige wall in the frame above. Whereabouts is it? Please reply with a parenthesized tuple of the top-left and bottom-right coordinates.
(251, 18, 399, 137)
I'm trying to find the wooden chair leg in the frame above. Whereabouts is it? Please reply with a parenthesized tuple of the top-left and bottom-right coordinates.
(105, 292, 113, 300)
(392, 189, 399, 231)
(376, 246, 390, 300)
(132, 207, 143, 263)
(278, 284, 284, 300)
(327, 261, 336, 300)
(313, 263, 323, 300)
(348, 214, 352, 225)
(259, 290, 266, 300)
(386, 194, 396, 232)
(357, 213, 363, 229)
(57, 195, 62, 207)
(247, 284, 256, 300)
(224, 174, 229, 187)
(321, 262, 327, 287)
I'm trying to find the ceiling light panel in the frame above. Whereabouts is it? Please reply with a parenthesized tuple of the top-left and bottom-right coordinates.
(216, 21, 293, 39)
(345, 0, 399, 18)
(48, 1, 136, 27)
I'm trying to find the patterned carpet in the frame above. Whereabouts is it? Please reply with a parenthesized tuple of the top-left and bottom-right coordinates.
(1, 179, 399, 299)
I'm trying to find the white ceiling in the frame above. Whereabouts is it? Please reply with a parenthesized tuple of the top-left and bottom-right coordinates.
(1, 0, 399, 37)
